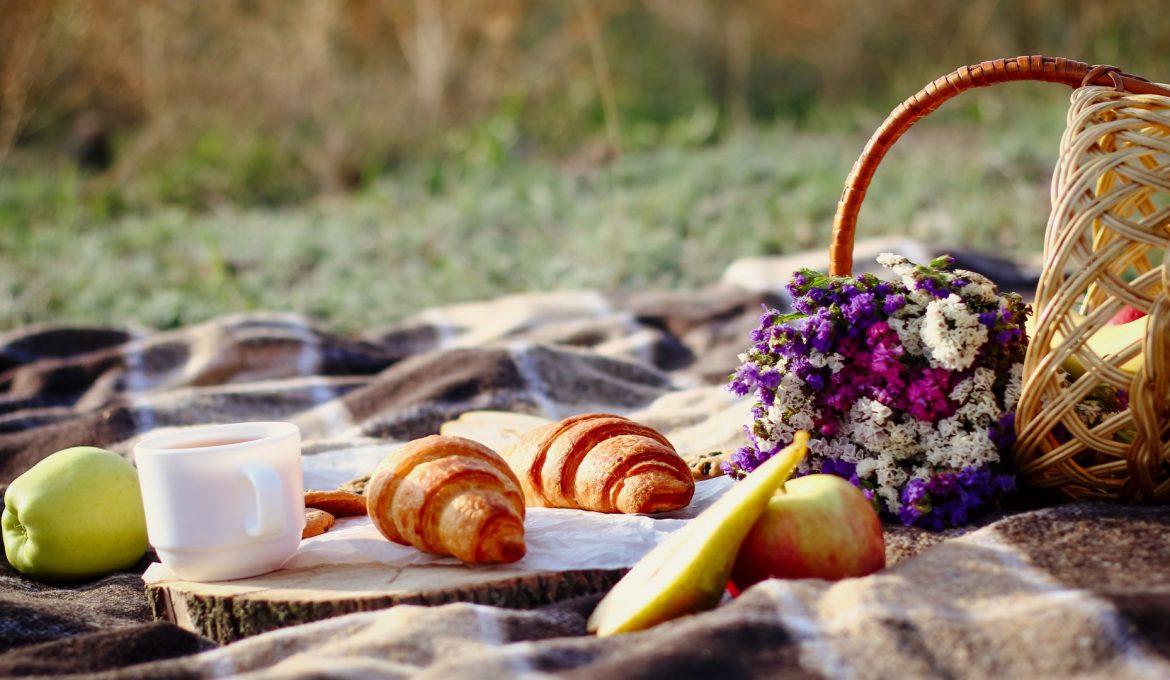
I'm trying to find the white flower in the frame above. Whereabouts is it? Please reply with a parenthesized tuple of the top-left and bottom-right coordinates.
(893, 297, 926, 319)
(827, 438, 862, 463)
(972, 367, 995, 393)
(879, 488, 901, 513)
(949, 374, 976, 404)
(920, 294, 988, 371)
(907, 287, 936, 308)
(1075, 400, 1105, 427)
(859, 397, 893, 424)
(889, 315, 925, 356)
(936, 414, 962, 441)
(878, 420, 921, 462)
(1002, 363, 1024, 411)
(780, 368, 801, 386)
(926, 431, 999, 469)
(954, 269, 999, 304)
(875, 456, 909, 511)
(877, 253, 915, 277)
(843, 409, 881, 444)
(770, 371, 814, 418)
(951, 368, 996, 408)
(956, 391, 998, 428)
(788, 410, 816, 431)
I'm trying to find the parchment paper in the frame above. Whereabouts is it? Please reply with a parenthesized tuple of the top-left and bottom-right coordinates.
(142, 446, 732, 583)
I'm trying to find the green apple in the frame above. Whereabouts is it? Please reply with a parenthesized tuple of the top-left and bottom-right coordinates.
(587, 432, 809, 636)
(3, 446, 148, 582)
(728, 474, 884, 594)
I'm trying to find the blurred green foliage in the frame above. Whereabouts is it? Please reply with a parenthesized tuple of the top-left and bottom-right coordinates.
(2, 0, 1168, 330)
(145, 127, 317, 209)
(0, 97, 1067, 332)
(3, 0, 1169, 212)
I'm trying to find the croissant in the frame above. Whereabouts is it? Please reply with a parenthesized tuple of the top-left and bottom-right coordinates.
(501, 413, 694, 514)
(366, 435, 526, 564)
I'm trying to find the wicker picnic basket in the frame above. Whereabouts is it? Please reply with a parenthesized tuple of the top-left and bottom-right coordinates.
(828, 55, 1170, 503)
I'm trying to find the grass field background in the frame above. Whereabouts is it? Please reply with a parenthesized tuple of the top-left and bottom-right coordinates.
(2, 95, 1067, 333)
(6, 3, 1167, 333)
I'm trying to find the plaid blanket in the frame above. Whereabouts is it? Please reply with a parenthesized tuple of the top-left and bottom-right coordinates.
(3, 246, 1169, 679)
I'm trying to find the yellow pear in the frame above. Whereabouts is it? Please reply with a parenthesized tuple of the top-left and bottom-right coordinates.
(586, 431, 809, 636)
(1028, 312, 1147, 378)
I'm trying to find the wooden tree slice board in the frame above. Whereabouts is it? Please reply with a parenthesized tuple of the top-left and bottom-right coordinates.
(148, 412, 623, 645)
(146, 562, 627, 645)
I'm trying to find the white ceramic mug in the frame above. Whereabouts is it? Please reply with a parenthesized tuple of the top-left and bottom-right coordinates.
(134, 422, 305, 581)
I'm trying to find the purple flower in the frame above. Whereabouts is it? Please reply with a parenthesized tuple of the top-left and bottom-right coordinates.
(750, 308, 781, 341)
(915, 277, 951, 299)
(898, 478, 930, 525)
(894, 467, 1015, 529)
(844, 292, 877, 324)
(806, 308, 836, 351)
(786, 272, 810, 299)
(902, 477, 928, 504)
(989, 412, 1016, 450)
(759, 370, 782, 390)
(882, 294, 907, 314)
(794, 288, 826, 315)
(871, 342, 903, 377)
(723, 445, 760, 478)
(729, 363, 760, 396)
(925, 472, 956, 496)
(995, 328, 1023, 344)
(819, 457, 862, 487)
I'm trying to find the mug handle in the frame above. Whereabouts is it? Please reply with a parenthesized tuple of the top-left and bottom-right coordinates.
(241, 462, 286, 538)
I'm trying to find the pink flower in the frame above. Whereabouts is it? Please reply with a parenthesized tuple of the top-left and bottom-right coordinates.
(906, 367, 956, 422)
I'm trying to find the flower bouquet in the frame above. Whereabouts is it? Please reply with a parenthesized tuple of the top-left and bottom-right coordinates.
(727, 254, 1030, 529)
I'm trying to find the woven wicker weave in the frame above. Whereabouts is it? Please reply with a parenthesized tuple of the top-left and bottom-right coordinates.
(828, 56, 1170, 502)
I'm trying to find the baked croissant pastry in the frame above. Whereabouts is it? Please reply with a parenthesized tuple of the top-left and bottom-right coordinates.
(366, 435, 526, 564)
(501, 413, 694, 514)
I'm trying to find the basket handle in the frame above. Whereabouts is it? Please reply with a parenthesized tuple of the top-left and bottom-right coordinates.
(829, 55, 1170, 276)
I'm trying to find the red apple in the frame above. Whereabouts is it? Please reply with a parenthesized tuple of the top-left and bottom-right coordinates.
(728, 474, 885, 593)
(1108, 305, 1146, 325)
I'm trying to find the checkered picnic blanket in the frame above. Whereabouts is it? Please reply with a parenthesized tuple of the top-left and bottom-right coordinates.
(3, 248, 1169, 679)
